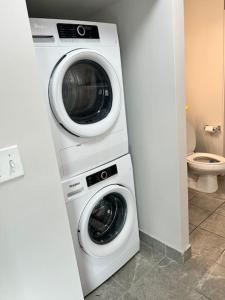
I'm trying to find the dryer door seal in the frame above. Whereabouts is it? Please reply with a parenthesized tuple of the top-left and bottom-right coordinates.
(78, 185, 136, 257)
(49, 49, 121, 137)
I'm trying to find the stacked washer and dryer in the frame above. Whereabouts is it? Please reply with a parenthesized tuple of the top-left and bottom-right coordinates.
(30, 18, 139, 296)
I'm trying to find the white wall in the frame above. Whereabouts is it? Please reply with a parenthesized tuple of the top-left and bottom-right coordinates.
(185, 0, 224, 156)
(91, 0, 189, 253)
(0, 1, 84, 300)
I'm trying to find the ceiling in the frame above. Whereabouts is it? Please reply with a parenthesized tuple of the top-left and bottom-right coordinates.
(26, 0, 119, 20)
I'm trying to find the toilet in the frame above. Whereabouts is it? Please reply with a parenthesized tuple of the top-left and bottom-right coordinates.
(186, 120, 225, 193)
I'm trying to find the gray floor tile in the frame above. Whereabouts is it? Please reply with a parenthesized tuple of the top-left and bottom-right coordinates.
(197, 264, 225, 300)
(212, 176, 225, 200)
(215, 203, 225, 217)
(189, 189, 195, 200)
(187, 291, 210, 299)
(189, 223, 197, 234)
(190, 194, 224, 212)
(190, 228, 225, 267)
(85, 277, 126, 300)
(211, 192, 225, 201)
(200, 213, 225, 238)
(112, 241, 164, 290)
(217, 250, 225, 268)
(189, 205, 211, 226)
(118, 292, 139, 300)
(138, 241, 164, 263)
(125, 259, 178, 300)
(128, 256, 210, 300)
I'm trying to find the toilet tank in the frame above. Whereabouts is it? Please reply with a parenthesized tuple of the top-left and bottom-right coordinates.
(186, 119, 196, 155)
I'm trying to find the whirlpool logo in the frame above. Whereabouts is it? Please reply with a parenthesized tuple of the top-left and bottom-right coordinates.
(69, 182, 80, 189)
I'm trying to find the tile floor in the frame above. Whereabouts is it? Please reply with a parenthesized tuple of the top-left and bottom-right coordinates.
(86, 186, 225, 300)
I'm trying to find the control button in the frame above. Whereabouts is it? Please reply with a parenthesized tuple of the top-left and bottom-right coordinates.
(100, 171, 108, 180)
(77, 25, 86, 37)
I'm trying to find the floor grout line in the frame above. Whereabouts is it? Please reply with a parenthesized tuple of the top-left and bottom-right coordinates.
(194, 289, 212, 300)
(189, 225, 197, 235)
(189, 188, 225, 202)
(189, 199, 225, 233)
(190, 201, 225, 215)
(196, 227, 225, 241)
(196, 201, 225, 238)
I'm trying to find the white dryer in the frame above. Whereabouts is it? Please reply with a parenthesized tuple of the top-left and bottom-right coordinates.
(62, 154, 139, 296)
(30, 18, 128, 179)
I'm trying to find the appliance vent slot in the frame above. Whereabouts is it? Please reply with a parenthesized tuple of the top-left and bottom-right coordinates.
(32, 35, 55, 43)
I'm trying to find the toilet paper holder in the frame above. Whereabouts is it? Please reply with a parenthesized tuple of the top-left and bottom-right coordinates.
(204, 125, 221, 134)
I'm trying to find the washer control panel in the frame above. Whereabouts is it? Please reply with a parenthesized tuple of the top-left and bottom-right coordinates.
(57, 23, 100, 39)
(86, 165, 118, 187)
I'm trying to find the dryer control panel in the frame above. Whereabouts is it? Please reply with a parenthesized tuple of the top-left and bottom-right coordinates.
(57, 23, 100, 39)
(86, 165, 118, 187)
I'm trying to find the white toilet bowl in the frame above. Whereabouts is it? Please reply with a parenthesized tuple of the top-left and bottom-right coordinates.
(186, 120, 225, 193)
(187, 152, 225, 193)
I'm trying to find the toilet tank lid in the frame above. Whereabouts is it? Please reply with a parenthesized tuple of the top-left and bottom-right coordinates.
(186, 120, 196, 155)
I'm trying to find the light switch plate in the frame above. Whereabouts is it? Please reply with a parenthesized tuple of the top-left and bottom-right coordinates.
(0, 145, 24, 183)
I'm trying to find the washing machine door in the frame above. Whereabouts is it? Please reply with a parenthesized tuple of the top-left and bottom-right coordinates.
(49, 49, 121, 137)
(78, 185, 136, 257)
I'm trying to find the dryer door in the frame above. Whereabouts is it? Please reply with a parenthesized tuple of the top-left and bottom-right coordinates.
(78, 185, 136, 257)
(49, 49, 121, 137)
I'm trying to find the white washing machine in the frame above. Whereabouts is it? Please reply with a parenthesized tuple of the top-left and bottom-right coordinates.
(30, 18, 128, 180)
(62, 154, 139, 296)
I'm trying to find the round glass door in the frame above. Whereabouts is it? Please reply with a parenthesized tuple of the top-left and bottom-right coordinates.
(49, 50, 121, 137)
(88, 193, 127, 245)
(78, 185, 136, 257)
(62, 60, 113, 125)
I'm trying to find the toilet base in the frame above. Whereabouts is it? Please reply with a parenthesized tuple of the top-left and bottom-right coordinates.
(188, 174, 218, 193)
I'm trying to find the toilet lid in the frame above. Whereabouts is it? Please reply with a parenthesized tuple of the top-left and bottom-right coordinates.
(187, 153, 225, 165)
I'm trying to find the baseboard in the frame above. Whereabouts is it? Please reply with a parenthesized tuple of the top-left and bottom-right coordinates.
(139, 230, 192, 264)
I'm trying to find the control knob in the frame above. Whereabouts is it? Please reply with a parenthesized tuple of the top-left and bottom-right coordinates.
(100, 171, 108, 180)
(77, 25, 86, 37)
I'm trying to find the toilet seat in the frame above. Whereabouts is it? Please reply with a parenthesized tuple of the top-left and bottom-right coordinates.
(187, 152, 225, 164)
(187, 152, 225, 174)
